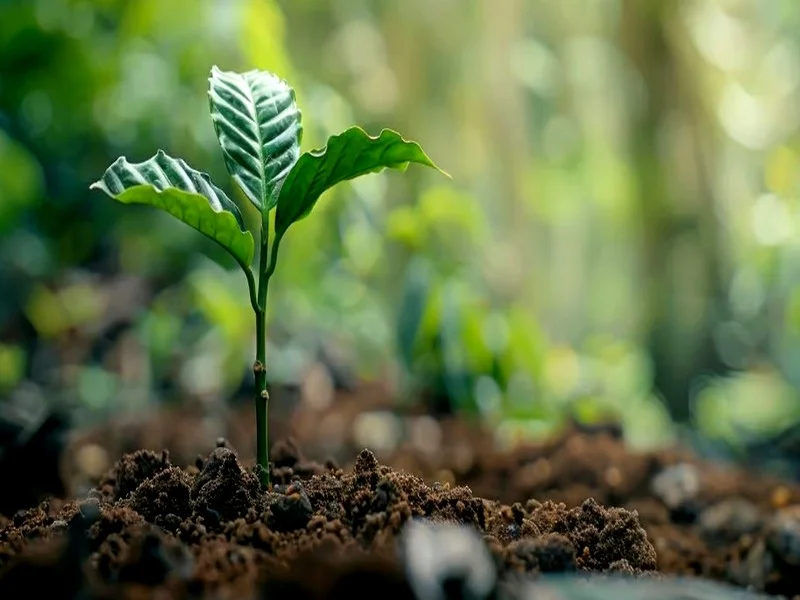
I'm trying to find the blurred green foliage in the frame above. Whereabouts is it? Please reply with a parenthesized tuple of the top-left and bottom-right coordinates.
(2, 0, 800, 454)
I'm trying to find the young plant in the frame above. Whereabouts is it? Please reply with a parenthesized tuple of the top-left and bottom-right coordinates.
(90, 66, 447, 488)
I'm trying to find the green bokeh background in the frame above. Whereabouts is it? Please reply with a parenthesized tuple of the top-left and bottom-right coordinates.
(2, 0, 800, 460)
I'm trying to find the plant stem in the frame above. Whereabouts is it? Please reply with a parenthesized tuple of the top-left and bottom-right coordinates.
(254, 307, 268, 488)
(254, 222, 271, 489)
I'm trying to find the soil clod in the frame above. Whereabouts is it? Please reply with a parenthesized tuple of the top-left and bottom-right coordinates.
(103, 449, 171, 501)
(191, 447, 261, 523)
(268, 482, 313, 532)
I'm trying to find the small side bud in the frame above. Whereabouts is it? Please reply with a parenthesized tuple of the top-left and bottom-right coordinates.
(260, 389, 269, 400)
(253, 360, 265, 374)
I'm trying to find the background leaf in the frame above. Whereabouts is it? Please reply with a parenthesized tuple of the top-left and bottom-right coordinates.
(275, 127, 447, 240)
(208, 66, 302, 212)
(90, 151, 255, 269)
(396, 256, 433, 371)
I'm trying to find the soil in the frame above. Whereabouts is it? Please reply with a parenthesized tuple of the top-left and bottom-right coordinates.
(1, 383, 799, 599)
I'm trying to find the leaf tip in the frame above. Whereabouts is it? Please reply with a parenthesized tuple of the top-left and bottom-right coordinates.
(375, 128, 450, 178)
(89, 177, 115, 198)
(208, 65, 226, 90)
(437, 167, 453, 180)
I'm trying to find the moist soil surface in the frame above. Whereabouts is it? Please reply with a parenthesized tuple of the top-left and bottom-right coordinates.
(1, 384, 800, 599)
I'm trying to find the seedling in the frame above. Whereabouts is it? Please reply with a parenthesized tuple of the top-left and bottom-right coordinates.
(91, 66, 447, 488)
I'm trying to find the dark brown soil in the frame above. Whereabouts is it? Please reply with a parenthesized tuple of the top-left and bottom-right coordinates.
(1, 384, 799, 599)
(0, 442, 658, 599)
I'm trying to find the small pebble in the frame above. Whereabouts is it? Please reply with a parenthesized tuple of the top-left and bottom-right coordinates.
(651, 463, 700, 512)
(400, 519, 497, 600)
(699, 499, 761, 546)
(268, 482, 313, 533)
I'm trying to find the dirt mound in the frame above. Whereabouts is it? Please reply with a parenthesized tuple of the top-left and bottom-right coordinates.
(0, 442, 656, 598)
(8, 389, 800, 598)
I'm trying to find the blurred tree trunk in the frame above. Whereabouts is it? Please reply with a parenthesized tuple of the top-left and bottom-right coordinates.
(619, 0, 730, 423)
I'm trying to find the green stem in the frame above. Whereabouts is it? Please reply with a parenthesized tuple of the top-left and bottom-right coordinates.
(254, 222, 271, 489)
(254, 307, 268, 488)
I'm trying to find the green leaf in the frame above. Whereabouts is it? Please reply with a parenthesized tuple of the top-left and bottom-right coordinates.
(208, 65, 302, 212)
(275, 127, 448, 240)
(90, 150, 255, 269)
